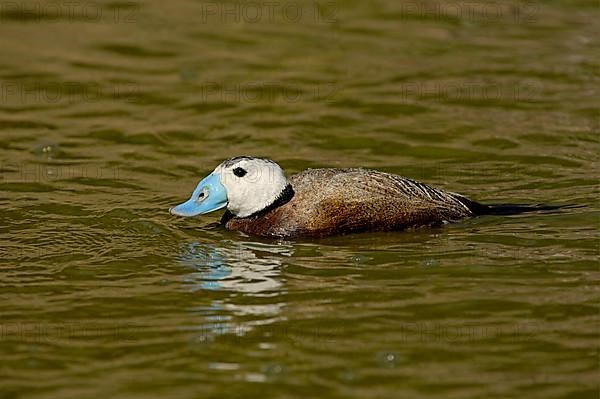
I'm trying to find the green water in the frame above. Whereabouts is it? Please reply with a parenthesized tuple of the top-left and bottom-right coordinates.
(1, 1, 599, 398)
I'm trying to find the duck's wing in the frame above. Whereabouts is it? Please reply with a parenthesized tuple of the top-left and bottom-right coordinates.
(286, 168, 479, 235)
(360, 171, 477, 213)
(292, 168, 474, 211)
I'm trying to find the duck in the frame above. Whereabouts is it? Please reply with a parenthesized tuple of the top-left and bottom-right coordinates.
(169, 156, 555, 238)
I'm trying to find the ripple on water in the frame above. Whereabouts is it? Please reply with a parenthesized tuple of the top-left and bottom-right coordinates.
(0, 1, 598, 398)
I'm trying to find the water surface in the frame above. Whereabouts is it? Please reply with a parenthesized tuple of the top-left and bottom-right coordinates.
(1, 1, 598, 398)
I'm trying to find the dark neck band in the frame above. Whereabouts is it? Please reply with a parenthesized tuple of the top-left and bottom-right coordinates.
(221, 184, 295, 224)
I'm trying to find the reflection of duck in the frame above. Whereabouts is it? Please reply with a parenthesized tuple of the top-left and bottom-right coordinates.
(170, 157, 555, 238)
(178, 240, 290, 295)
(178, 240, 290, 340)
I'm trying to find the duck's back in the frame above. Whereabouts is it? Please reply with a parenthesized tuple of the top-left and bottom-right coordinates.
(224, 168, 481, 238)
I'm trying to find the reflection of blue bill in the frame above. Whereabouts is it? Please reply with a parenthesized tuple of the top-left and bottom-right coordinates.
(178, 240, 293, 342)
(177, 240, 291, 294)
(178, 242, 230, 291)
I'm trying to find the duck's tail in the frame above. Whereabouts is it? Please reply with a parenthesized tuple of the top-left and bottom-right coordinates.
(453, 195, 576, 216)
(476, 203, 568, 216)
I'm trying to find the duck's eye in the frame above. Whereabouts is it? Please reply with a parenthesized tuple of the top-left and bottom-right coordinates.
(233, 167, 247, 177)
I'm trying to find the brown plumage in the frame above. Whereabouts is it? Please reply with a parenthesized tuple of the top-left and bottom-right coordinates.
(222, 168, 484, 238)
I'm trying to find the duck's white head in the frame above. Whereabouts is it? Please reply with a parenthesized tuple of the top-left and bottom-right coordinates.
(170, 157, 291, 218)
